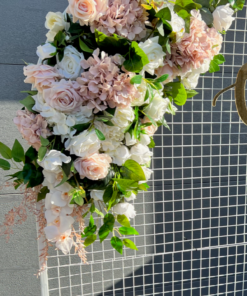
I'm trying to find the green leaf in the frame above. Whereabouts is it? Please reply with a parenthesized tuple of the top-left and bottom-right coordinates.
(186, 89, 199, 98)
(142, 112, 156, 127)
(20, 95, 35, 113)
(164, 82, 187, 106)
(0, 159, 10, 170)
(155, 7, 171, 21)
(214, 54, 225, 65)
(84, 234, 97, 247)
(99, 224, 110, 242)
(104, 214, 115, 231)
(79, 38, 94, 53)
(62, 160, 73, 178)
(40, 136, 49, 147)
(229, 0, 245, 10)
(123, 239, 138, 251)
(119, 227, 139, 235)
(90, 203, 96, 213)
(38, 146, 47, 162)
(148, 137, 156, 149)
(156, 20, 165, 37)
(25, 146, 37, 162)
(209, 60, 220, 73)
(82, 210, 90, 218)
(112, 179, 139, 192)
(95, 30, 130, 55)
(138, 182, 150, 191)
(104, 120, 114, 126)
(123, 41, 149, 73)
(121, 159, 146, 181)
(89, 215, 94, 227)
(130, 75, 143, 85)
(103, 185, 113, 204)
(37, 186, 49, 202)
(200, 8, 213, 26)
(155, 74, 169, 83)
(21, 90, 38, 96)
(73, 123, 91, 134)
(54, 31, 66, 47)
(105, 107, 116, 116)
(68, 23, 83, 34)
(95, 129, 106, 141)
(27, 169, 44, 188)
(117, 214, 131, 228)
(111, 237, 123, 254)
(0, 142, 12, 159)
(81, 225, 97, 238)
(12, 140, 25, 163)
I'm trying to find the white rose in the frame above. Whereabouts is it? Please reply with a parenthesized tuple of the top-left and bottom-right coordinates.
(141, 166, 153, 181)
(139, 134, 151, 146)
(130, 144, 153, 165)
(182, 72, 200, 90)
(213, 4, 235, 32)
(39, 150, 71, 171)
(112, 203, 136, 220)
(107, 145, 130, 166)
(111, 106, 135, 128)
(36, 43, 57, 60)
(144, 92, 170, 122)
(125, 133, 137, 146)
(170, 10, 185, 42)
(56, 46, 85, 80)
(131, 80, 149, 106)
(90, 190, 104, 201)
(138, 36, 165, 75)
(66, 130, 100, 158)
(45, 12, 70, 42)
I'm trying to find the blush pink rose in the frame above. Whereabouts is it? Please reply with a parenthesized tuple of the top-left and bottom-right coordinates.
(24, 64, 62, 92)
(43, 79, 83, 113)
(13, 109, 52, 151)
(74, 153, 112, 180)
(141, 116, 158, 136)
(67, 0, 108, 26)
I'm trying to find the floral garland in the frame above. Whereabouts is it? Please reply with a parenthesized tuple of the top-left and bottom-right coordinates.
(0, 0, 244, 266)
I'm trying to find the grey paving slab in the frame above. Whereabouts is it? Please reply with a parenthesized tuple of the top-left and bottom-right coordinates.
(0, 194, 40, 296)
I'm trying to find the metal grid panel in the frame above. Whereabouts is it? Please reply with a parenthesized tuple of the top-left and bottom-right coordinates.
(40, 6, 247, 296)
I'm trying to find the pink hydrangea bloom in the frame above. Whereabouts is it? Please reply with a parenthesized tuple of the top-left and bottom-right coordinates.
(74, 153, 112, 180)
(77, 49, 138, 113)
(24, 64, 62, 92)
(158, 10, 223, 80)
(13, 109, 52, 151)
(43, 79, 83, 113)
(90, 0, 148, 41)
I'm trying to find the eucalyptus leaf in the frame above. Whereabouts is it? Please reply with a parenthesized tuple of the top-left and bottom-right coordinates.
(0, 159, 10, 170)
(0, 142, 12, 159)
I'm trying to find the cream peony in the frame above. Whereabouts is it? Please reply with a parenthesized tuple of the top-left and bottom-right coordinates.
(74, 153, 112, 180)
(130, 143, 153, 165)
(131, 80, 149, 106)
(39, 150, 71, 171)
(138, 36, 165, 75)
(36, 43, 56, 60)
(111, 106, 135, 128)
(56, 46, 85, 80)
(66, 130, 101, 158)
(213, 4, 235, 32)
(112, 203, 136, 220)
(45, 12, 70, 42)
(144, 92, 170, 122)
(107, 145, 130, 166)
(67, 0, 108, 26)
(43, 80, 83, 113)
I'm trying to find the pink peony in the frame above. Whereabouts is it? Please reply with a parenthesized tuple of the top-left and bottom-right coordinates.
(77, 49, 138, 113)
(159, 10, 223, 79)
(141, 117, 157, 136)
(74, 153, 112, 180)
(90, 0, 148, 41)
(43, 79, 83, 113)
(23, 64, 62, 93)
(67, 0, 108, 26)
(13, 109, 52, 151)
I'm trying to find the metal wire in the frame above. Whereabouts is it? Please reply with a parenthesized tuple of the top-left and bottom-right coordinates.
(38, 6, 247, 296)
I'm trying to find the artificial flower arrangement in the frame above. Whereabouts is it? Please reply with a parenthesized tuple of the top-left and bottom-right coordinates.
(0, 0, 244, 272)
